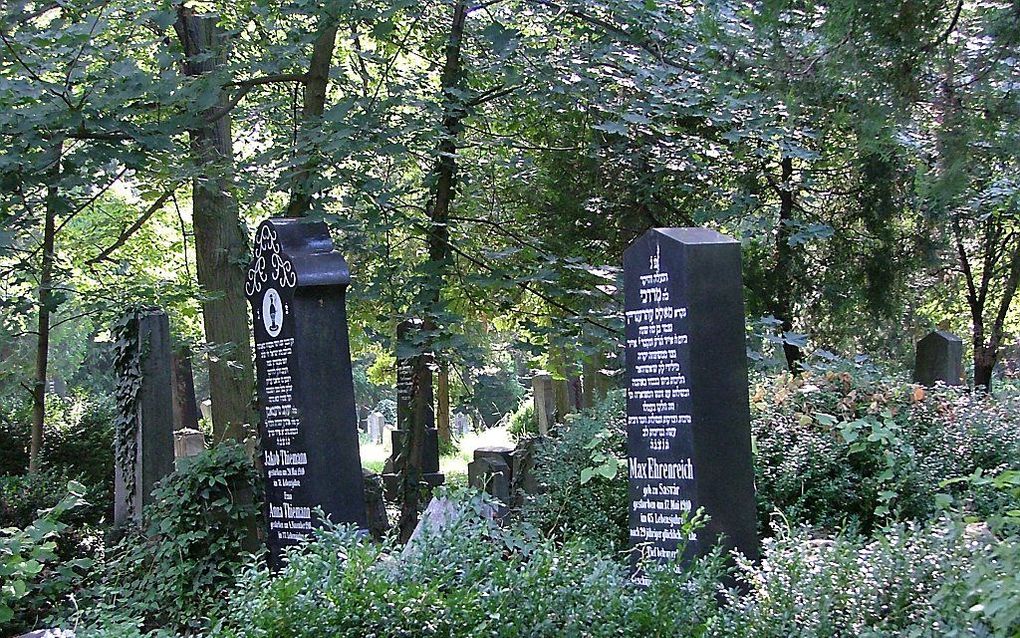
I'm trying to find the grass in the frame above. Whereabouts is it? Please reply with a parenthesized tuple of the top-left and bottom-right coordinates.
(358, 426, 512, 481)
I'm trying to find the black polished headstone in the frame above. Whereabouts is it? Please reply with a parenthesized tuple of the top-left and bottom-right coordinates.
(114, 309, 175, 526)
(913, 330, 964, 386)
(246, 219, 367, 567)
(624, 228, 758, 585)
(382, 319, 444, 498)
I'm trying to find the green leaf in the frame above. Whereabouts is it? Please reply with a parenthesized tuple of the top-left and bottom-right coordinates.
(814, 412, 837, 426)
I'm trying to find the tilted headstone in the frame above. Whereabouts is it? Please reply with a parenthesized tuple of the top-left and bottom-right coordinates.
(246, 218, 367, 567)
(532, 372, 556, 436)
(624, 228, 758, 585)
(468, 446, 513, 517)
(382, 319, 444, 499)
(114, 309, 175, 526)
(914, 330, 964, 386)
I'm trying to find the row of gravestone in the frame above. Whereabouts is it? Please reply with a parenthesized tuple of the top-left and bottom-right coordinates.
(116, 220, 975, 581)
(363, 411, 471, 444)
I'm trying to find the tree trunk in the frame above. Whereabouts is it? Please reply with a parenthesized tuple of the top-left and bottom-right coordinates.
(29, 141, 62, 473)
(436, 362, 451, 446)
(974, 344, 996, 391)
(285, 20, 338, 218)
(398, 0, 468, 540)
(774, 155, 803, 372)
(175, 12, 257, 442)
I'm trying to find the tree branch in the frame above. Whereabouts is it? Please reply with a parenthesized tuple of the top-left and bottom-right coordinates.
(86, 187, 177, 264)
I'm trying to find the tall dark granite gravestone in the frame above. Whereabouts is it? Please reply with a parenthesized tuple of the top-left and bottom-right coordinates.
(246, 219, 367, 566)
(114, 309, 175, 526)
(914, 330, 964, 386)
(624, 228, 758, 585)
(382, 319, 444, 498)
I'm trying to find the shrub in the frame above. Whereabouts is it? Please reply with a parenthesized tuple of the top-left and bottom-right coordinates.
(1, 481, 93, 633)
(518, 391, 629, 552)
(210, 489, 725, 638)
(0, 393, 115, 486)
(506, 399, 536, 441)
(714, 518, 1019, 637)
(751, 371, 1020, 535)
(70, 442, 262, 634)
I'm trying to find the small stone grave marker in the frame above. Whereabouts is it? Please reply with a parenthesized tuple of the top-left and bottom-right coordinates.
(914, 330, 964, 386)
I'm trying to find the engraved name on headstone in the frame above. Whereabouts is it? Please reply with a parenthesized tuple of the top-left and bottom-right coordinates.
(246, 219, 367, 566)
(624, 228, 758, 585)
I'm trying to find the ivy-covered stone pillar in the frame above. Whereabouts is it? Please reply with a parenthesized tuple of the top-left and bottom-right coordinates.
(113, 308, 175, 526)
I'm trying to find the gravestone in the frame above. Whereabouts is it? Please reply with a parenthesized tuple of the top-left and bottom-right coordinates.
(532, 372, 556, 436)
(173, 428, 205, 466)
(914, 330, 964, 386)
(382, 319, 444, 498)
(114, 309, 176, 526)
(453, 411, 470, 438)
(468, 447, 513, 517)
(624, 228, 758, 585)
(199, 398, 212, 422)
(246, 218, 367, 566)
(362, 469, 390, 540)
(367, 412, 385, 444)
(46, 377, 68, 398)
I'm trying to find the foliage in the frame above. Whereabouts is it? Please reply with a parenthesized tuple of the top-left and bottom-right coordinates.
(0, 392, 115, 487)
(1, 480, 92, 631)
(505, 398, 536, 441)
(716, 519, 1019, 638)
(752, 370, 1020, 535)
(209, 489, 725, 638)
(71, 443, 261, 634)
(519, 390, 629, 552)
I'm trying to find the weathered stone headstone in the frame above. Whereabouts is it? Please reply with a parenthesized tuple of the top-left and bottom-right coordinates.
(199, 398, 212, 422)
(246, 218, 367, 566)
(382, 319, 444, 499)
(362, 469, 390, 540)
(367, 412, 385, 444)
(914, 330, 964, 386)
(114, 309, 175, 526)
(468, 446, 513, 516)
(170, 348, 200, 431)
(46, 377, 68, 398)
(532, 372, 556, 436)
(453, 411, 470, 438)
(173, 428, 205, 466)
(624, 228, 758, 585)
